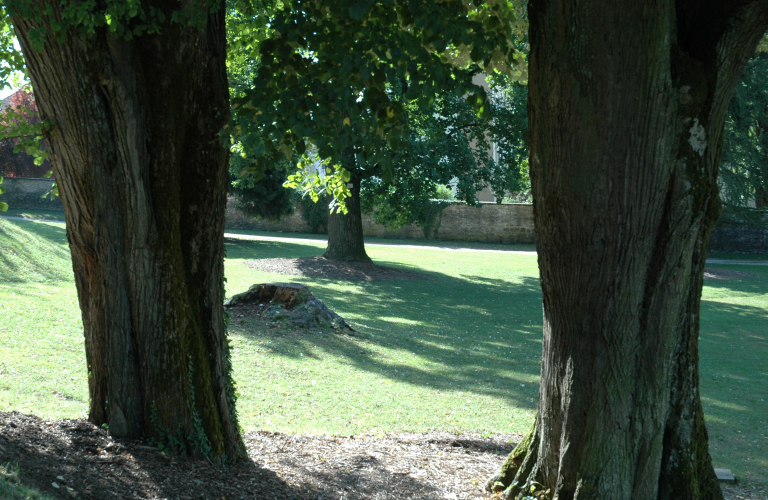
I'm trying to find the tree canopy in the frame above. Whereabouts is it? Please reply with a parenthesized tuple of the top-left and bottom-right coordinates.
(360, 78, 529, 234)
(229, 0, 526, 194)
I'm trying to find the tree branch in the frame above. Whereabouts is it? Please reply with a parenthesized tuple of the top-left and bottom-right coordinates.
(0, 134, 44, 143)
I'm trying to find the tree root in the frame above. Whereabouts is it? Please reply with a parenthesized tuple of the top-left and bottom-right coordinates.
(503, 432, 541, 499)
(486, 420, 537, 494)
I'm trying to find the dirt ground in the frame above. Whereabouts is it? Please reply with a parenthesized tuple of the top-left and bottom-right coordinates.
(703, 267, 760, 280)
(1, 412, 763, 500)
(1, 411, 516, 500)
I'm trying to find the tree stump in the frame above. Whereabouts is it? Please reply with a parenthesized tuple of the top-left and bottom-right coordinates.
(225, 283, 353, 331)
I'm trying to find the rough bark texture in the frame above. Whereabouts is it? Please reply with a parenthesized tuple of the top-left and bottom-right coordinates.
(323, 169, 371, 262)
(12, 2, 244, 460)
(490, 1, 768, 499)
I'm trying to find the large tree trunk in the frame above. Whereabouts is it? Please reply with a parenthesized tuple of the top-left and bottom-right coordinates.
(323, 153, 371, 262)
(488, 2, 768, 499)
(12, 3, 244, 460)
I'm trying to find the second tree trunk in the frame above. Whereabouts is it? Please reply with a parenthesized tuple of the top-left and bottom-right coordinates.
(323, 171, 371, 262)
(488, 1, 768, 498)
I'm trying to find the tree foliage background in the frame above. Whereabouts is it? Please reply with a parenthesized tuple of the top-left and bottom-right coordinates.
(360, 77, 529, 234)
(0, 86, 52, 179)
(226, 0, 529, 233)
(720, 50, 768, 228)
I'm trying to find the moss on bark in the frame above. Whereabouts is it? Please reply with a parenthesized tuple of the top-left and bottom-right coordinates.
(486, 420, 536, 493)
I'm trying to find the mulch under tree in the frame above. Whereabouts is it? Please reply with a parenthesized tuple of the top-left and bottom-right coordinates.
(1, 412, 762, 499)
(1, 411, 517, 500)
(703, 268, 760, 280)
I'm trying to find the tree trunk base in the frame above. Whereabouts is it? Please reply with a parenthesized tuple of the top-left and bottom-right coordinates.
(486, 422, 542, 500)
(320, 250, 373, 263)
(487, 408, 724, 500)
(486, 422, 536, 495)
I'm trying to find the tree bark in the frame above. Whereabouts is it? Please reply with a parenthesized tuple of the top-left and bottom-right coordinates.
(323, 151, 371, 262)
(11, 2, 244, 460)
(489, 1, 768, 499)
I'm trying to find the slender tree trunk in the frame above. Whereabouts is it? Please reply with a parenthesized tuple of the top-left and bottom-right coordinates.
(323, 150, 371, 261)
(12, 2, 244, 460)
(755, 185, 768, 207)
(488, 2, 768, 499)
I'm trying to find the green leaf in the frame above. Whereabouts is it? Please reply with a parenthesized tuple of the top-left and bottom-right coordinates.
(0, 201, 8, 212)
(348, 1, 373, 21)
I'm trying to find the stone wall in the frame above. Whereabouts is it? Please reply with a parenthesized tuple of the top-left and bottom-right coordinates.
(8, 180, 768, 251)
(0, 177, 63, 211)
(225, 196, 536, 244)
(10, 179, 768, 252)
(3, 179, 534, 244)
(709, 219, 768, 253)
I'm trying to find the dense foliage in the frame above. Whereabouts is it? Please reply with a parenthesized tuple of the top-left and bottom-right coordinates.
(229, 146, 296, 220)
(0, 86, 52, 179)
(360, 79, 529, 233)
(226, 1, 528, 231)
(299, 193, 329, 233)
(0, 8, 29, 211)
(720, 51, 768, 227)
(230, 0, 525, 194)
(225, 1, 299, 221)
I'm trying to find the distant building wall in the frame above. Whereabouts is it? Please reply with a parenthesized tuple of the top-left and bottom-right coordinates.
(226, 196, 536, 244)
(0, 177, 62, 211)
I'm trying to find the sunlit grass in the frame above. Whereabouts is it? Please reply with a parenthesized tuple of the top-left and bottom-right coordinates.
(1, 216, 767, 489)
(698, 263, 768, 487)
(224, 234, 543, 438)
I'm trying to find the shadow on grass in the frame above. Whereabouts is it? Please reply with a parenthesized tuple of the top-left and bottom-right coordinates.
(697, 299, 768, 487)
(228, 249, 544, 410)
(0, 219, 72, 283)
(225, 237, 325, 260)
(701, 268, 767, 294)
(701, 298, 768, 334)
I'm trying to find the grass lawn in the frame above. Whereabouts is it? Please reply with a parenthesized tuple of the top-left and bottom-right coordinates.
(1, 216, 767, 490)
